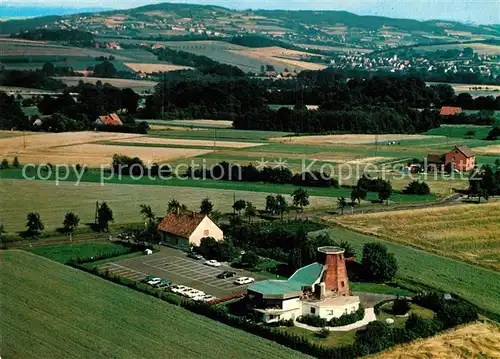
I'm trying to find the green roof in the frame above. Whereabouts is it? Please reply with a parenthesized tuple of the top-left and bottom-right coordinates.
(248, 263, 324, 296)
(288, 263, 324, 286)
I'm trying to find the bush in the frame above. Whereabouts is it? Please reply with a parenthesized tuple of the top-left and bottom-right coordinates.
(403, 180, 431, 195)
(392, 298, 411, 315)
(297, 314, 327, 327)
(241, 251, 260, 268)
(12, 156, 20, 168)
(405, 313, 441, 338)
(317, 327, 330, 338)
(436, 301, 478, 329)
(0, 158, 8, 169)
(265, 318, 294, 327)
(355, 321, 394, 355)
(329, 305, 365, 327)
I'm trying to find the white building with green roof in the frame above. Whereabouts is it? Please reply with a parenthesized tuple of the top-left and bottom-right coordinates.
(247, 247, 360, 323)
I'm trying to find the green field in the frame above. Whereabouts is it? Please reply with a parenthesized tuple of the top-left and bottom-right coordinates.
(150, 128, 290, 142)
(28, 241, 135, 263)
(0, 250, 309, 359)
(314, 227, 500, 319)
(425, 125, 497, 141)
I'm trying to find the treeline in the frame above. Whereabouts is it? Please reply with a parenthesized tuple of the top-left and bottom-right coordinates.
(153, 47, 245, 77)
(11, 29, 94, 43)
(186, 161, 339, 187)
(441, 111, 497, 126)
(234, 106, 440, 133)
(0, 69, 67, 91)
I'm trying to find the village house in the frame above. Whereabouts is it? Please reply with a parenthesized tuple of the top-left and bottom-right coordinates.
(439, 106, 462, 116)
(427, 146, 476, 172)
(157, 210, 223, 250)
(94, 113, 123, 127)
(247, 247, 360, 323)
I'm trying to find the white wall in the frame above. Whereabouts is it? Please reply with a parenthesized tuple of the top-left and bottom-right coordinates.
(189, 216, 223, 246)
(282, 297, 301, 311)
(301, 301, 359, 321)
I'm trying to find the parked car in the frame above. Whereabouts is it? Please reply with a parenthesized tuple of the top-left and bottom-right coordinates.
(155, 280, 171, 289)
(187, 252, 205, 260)
(184, 290, 205, 299)
(234, 277, 255, 285)
(194, 294, 216, 302)
(170, 285, 190, 294)
(147, 277, 162, 286)
(205, 259, 221, 267)
(217, 271, 236, 279)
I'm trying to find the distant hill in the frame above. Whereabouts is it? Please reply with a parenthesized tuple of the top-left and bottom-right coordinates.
(0, 6, 112, 19)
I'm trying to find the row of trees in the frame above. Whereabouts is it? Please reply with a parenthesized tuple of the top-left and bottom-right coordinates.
(468, 164, 500, 202)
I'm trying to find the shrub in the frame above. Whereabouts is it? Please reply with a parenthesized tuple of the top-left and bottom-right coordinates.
(297, 314, 327, 327)
(329, 305, 365, 327)
(317, 327, 330, 338)
(0, 158, 8, 169)
(436, 301, 478, 329)
(12, 156, 20, 168)
(405, 313, 441, 338)
(392, 298, 411, 315)
(355, 321, 394, 355)
(403, 180, 431, 195)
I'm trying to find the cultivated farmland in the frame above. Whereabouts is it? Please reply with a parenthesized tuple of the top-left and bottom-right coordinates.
(271, 134, 445, 145)
(0, 251, 310, 359)
(124, 62, 193, 73)
(54, 77, 158, 91)
(329, 202, 500, 271)
(375, 322, 500, 359)
(314, 227, 500, 319)
(107, 136, 264, 148)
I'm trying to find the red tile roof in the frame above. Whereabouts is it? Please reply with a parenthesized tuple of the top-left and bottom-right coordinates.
(157, 211, 206, 238)
(427, 154, 444, 163)
(440, 106, 462, 116)
(453, 145, 475, 158)
(98, 113, 123, 126)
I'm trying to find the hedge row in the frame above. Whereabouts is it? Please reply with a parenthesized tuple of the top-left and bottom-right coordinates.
(74, 265, 479, 359)
(297, 305, 365, 328)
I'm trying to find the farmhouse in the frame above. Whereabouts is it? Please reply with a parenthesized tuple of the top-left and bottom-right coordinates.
(439, 106, 462, 116)
(95, 113, 123, 127)
(247, 247, 360, 323)
(427, 146, 475, 172)
(157, 210, 223, 250)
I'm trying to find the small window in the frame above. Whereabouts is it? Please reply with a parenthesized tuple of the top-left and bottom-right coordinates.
(341, 281, 345, 288)
(327, 310, 334, 315)
(310, 307, 316, 314)
(204, 229, 209, 236)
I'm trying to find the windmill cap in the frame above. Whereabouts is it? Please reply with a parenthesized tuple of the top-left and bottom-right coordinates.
(317, 246, 345, 254)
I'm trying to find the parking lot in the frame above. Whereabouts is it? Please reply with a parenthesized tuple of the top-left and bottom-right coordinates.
(99, 247, 269, 298)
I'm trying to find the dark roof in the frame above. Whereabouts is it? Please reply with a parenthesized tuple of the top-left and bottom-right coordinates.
(157, 211, 205, 238)
(427, 153, 444, 163)
(453, 146, 475, 158)
(440, 106, 462, 116)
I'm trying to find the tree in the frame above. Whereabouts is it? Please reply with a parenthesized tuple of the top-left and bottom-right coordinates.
(241, 251, 260, 268)
(0, 159, 8, 169)
(139, 204, 156, 228)
(93, 61, 118, 78)
(25, 212, 44, 239)
(361, 242, 398, 283)
(465, 130, 476, 138)
(41, 62, 55, 76)
(339, 240, 356, 258)
(244, 201, 257, 223)
(12, 156, 20, 168)
(392, 297, 411, 315)
(200, 198, 214, 216)
(232, 199, 246, 216)
(338, 197, 347, 215)
(275, 194, 288, 221)
(62, 211, 80, 241)
(351, 186, 367, 205)
(97, 202, 114, 232)
(292, 188, 310, 212)
(167, 199, 186, 213)
(265, 195, 277, 214)
(377, 181, 392, 205)
(403, 180, 430, 195)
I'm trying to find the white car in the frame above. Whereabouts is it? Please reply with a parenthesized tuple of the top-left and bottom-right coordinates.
(205, 259, 221, 267)
(182, 289, 204, 298)
(202, 295, 217, 303)
(234, 277, 255, 285)
(147, 277, 161, 286)
(170, 285, 190, 294)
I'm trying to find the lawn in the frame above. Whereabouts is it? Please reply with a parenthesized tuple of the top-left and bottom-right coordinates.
(330, 202, 500, 271)
(425, 125, 496, 140)
(28, 241, 135, 263)
(312, 227, 500, 319)
(0, 251, 309, 359)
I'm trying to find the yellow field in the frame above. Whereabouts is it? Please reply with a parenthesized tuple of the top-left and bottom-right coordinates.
(0, 179, 334, 231)
(271, 134, 444, 145)
(109, 137, 264, 148)
(330, 202, 500, 271)
(373, 322, 500, 359)
(0, 131, 212, 166)
(175, 119, 234, 128)
(472, 144, 500, 155)
(124, 63, 193, 73)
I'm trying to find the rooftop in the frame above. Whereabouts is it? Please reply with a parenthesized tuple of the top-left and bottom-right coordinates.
(157, 210, 206, 239)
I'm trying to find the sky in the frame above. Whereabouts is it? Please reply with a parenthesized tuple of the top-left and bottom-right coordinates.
(3, 0, 499, 24)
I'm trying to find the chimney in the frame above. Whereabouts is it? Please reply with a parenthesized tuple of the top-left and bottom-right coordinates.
(317, 246, 350, 296)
